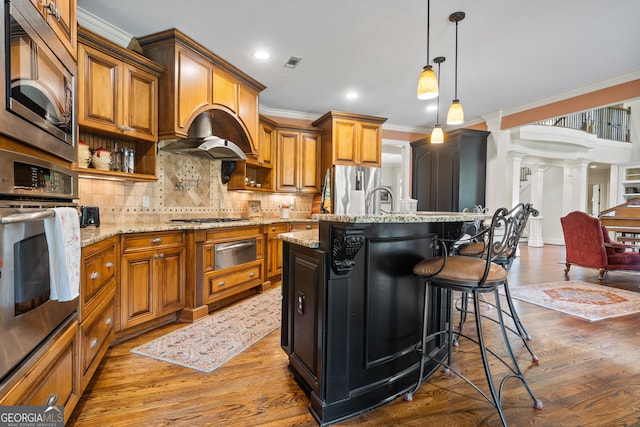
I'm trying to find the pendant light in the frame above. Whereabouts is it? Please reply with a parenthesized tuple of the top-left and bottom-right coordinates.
(417, 0, 438, 100)
(446, 11, 465, 125)
(431, 56, 445, 144)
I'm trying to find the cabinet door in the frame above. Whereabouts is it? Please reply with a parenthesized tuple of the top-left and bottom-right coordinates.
(332, 119, 358, 165)
(238, 85, 259, 151)
(120, 251, 155, 329)
(157, 246, 186, 316)
(258, 119, 275, 168)
(176, 46, 212, 131)
(298, 132, 321, 193)
(78, 43, 120, 133)
(358, 122, 382, 167)
(47, 0, 76, 60)
(122, 63, 158, 142)
(276, 130, 300, 192)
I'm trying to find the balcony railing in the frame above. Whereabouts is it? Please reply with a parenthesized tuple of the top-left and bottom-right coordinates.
(535, 105, 631, 142)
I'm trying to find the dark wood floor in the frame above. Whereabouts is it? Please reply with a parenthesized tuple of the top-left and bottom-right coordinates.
(68, 244, 640, 427)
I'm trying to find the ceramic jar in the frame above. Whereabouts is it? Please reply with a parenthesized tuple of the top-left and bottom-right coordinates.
(78, 141, 91, 168)
(91, 148, 111, 170)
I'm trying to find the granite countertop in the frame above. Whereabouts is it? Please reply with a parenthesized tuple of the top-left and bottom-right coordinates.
(311, 211, 491, 223)
(80, 218, 318, 247)
(278, 230, 320, 248)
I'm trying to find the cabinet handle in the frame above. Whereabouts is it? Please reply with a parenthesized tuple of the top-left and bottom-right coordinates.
(42, 2, 61, 20)
(249, 271, 255, 277)
(105, 317, 113, 326)
(90, 337, 99, 349)
(105, 261, 114, 268)
(305, 225, 312, 229)
(218, 281, 226, 287)
(159, 253, 165, 259)
(153, 254, 159, 259)
(90, 271, 100, 280)
(297, 292, 305, 315)
(271, 227, 276, 231)
(151, 237, 162, 243)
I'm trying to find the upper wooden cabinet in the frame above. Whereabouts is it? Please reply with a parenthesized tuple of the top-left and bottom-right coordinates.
(138, 29, 266, 158)
(276, 125, 321, 194)
(29, 0, 77, 60)
(78, 28, 162, 143)
(313, 111, 387, 169)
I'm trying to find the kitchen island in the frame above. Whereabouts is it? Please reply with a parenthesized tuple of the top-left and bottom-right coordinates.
(279, 212, 489, 426)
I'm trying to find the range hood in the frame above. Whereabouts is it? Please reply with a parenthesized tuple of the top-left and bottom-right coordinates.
(161, 111, 248, 160)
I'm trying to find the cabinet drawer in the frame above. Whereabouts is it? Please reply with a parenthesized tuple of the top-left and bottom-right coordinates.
(122, 231, 185, 252)
(265, 222, 289, 234)
(290, 221, 318, 231)
(204, 261, 263, 304)
(80, 300, 115, 380)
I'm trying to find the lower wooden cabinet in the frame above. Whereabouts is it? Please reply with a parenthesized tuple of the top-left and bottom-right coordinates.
(0, 316, 80, 425)
(120, 231, 186, 329)
(264, 222, 289, 286)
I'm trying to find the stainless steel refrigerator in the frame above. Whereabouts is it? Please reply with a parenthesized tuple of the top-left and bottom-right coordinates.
(323, 165, 382, 215)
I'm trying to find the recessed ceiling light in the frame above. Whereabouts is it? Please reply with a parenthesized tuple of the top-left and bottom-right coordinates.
(345, 91, 358, 100)
(426, 105, 438, 112)
(254, 51, 270, 60)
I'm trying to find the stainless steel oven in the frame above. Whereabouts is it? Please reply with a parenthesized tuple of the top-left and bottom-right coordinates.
(0, 149, 78, 383)
(0, 0, 77, 162)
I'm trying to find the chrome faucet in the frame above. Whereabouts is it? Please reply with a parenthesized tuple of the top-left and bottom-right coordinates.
(366, 187, 394, 214)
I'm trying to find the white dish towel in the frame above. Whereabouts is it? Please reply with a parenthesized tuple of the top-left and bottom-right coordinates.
(44, 207, 81, 301)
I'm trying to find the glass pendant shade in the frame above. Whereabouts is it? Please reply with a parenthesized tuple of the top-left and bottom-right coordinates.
(431, 125, 444, 144)
(446, 99, 464, 125)
(417, 65, 439, 100)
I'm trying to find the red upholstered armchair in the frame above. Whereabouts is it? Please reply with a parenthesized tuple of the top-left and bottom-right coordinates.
(560, 211, 640, 281)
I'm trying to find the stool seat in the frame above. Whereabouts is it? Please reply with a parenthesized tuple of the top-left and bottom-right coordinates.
(456, 241, 486, 256)
(413, 255, 507, 283)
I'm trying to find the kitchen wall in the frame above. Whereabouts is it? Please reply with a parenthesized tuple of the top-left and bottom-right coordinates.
(78, 144, 313, 224)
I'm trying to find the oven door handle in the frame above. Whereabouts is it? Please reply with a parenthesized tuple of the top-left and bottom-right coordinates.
(215, 241, 256, 252)
(0, 210, 55, 224)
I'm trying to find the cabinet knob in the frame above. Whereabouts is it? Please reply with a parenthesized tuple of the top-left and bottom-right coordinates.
(151, 237, 162, 243)
(159, 253, 165, 259)
(271, 226, 276, 231)
(106, 261, 114, 268)
(105, 317, 113, 326)
(305, 225, 312, 229)
(249, 271, 255, 277)
(90, 337, 99, 349)
(90, 271, 100, 280)
(218, 281, 226, 287)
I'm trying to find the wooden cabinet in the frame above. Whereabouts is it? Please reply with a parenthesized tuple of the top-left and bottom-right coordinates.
(264, 222, 289, 286)
(313, 111, 387, 170)
(0, 316, 80, 425)
(77, 28, 162, 180)
(196, 226, 265, 309)
(79, 237, 117, 391)
(29, 0, 77, 59)
(411, 128, 489, 212)
(621, 165, 640, 202)
(257, 116, 277, 168)
(120, 231, 186, 330)
(276, 125, 321, 193)
(289, 221, 319, 232)
(138, 29, 266, 158)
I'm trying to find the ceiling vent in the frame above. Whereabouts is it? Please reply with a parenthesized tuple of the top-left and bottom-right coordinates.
(283, 56, 302, 68)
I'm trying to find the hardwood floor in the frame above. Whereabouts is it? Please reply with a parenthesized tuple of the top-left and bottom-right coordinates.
(68, 244, 640, 427)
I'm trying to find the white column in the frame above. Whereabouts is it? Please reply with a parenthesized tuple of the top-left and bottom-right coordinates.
(483, 111, 510, 211)
(510, 152, 526, 209)
(528, 165, 546, 247)
(564, 159, 590, 212)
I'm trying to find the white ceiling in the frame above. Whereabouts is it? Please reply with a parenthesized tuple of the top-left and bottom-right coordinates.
(77, 0, 640, 133)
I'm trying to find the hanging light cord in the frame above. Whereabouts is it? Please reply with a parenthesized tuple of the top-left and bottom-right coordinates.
(453, 19, 459, 101)
(426, 0, 431, 64)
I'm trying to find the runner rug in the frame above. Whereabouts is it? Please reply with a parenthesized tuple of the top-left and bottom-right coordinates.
(131, 287, 281, 372)
(508, 280, 640, 322)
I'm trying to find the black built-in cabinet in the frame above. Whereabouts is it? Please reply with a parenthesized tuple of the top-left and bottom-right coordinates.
(411, 128, 490, 212)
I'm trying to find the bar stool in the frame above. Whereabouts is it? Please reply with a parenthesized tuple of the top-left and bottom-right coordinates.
(405, 206, 543, 426)
(455, 203, 539, 363)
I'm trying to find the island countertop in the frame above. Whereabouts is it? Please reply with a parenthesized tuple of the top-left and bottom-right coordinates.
(311, 211, 490, 223)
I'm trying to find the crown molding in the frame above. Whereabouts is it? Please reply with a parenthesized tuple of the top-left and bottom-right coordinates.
(77, 7, 133, 48)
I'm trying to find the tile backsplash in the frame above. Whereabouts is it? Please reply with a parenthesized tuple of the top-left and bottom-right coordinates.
(78, 149, 313, 224)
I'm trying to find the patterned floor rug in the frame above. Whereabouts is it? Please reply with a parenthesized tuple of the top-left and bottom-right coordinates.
(508, 280, 640, 322)
(131, 287, 281, 372)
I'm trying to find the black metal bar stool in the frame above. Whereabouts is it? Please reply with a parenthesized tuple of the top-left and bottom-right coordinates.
(455, 203, 539, 363)
(405, 206, 543, 426)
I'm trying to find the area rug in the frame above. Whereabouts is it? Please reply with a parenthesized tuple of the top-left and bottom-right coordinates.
(131, 287, 281, 372)
(508, 281, 640, 322)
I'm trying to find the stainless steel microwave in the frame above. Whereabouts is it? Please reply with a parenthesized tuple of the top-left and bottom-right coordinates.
(0, 0, 77, 163)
